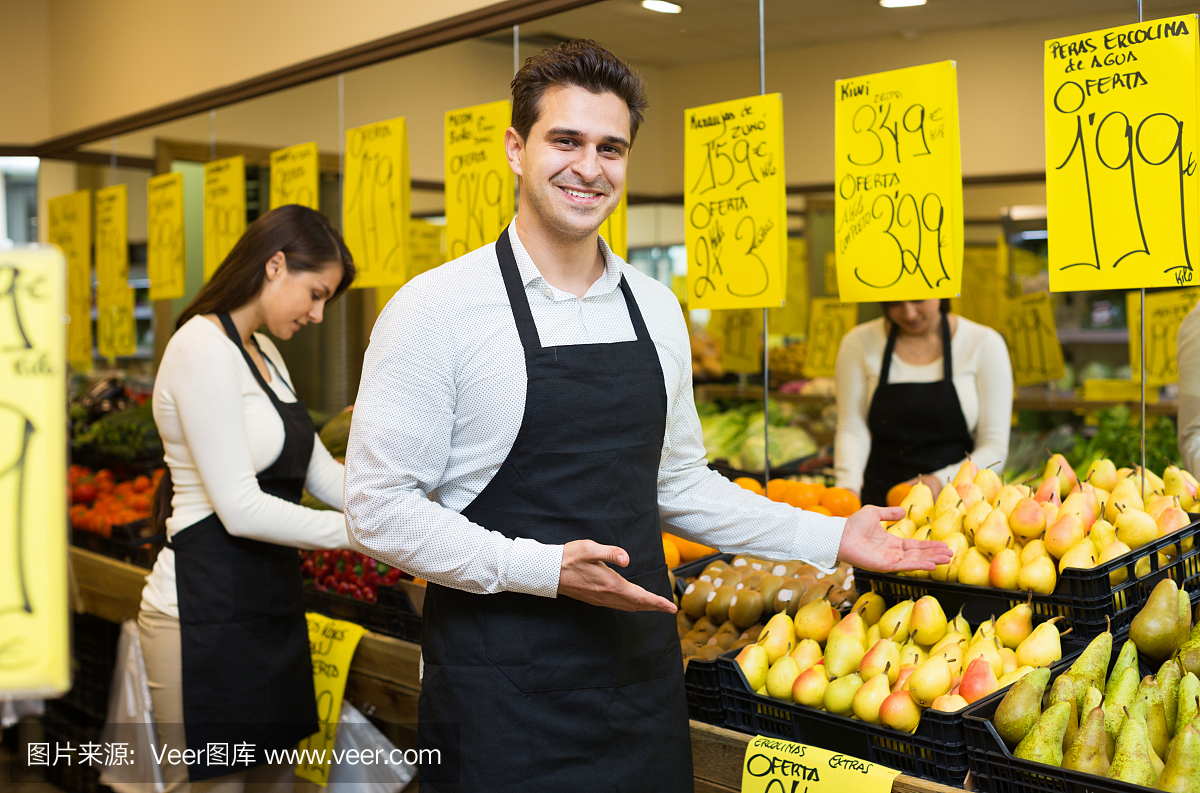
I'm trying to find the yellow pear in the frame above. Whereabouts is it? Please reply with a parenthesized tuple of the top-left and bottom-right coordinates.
(1020, 539, 1050, 566)
(908, 656, 953, 707)
(934, 482, 964, 519)
(930, 508, 965, 541)
(931, 633, 968, 655)
(1016, 554, 1057, 594)
(995, 595, 1035, 649)
(852, 592, 887, 627)
(900, 483, 935, 525)
(788, 638, 824, 672)
(1058, 538, 1097, 573)
(899, 641, 927, 668)
(910, 596, 948, 645)
(758, 612, 796, 663)
(976, 508, 1015, 558)
(791, 664, 829, 708)
(1089, 520, 1117, 555)
(1098, 540, 1132, 584)
(1115, 507, 1158, 550)
(878, 599, 914, 643)
(1044, 513, 1085, 560)
(736, 644, 770, 690)
(975, 468, 1003, 502)
(952, 458, 979, 488)
(860, 639, 902, 684)
(1044, 454, 1078, 498)
(989, 548, 1021, 589)
(865, 623, 881, 647)
(1086, 458, 1119, 492)
(964, 637, 1004, 677)
(1105, 479, 1144, 523)
(824, 632, 866, 678)
(964, 499, 994, 544)
(1060, 491, 1095, 531)
(765, 656, 802, 701)
(958, 547, 993, 587)
(955, 482, 986, 510)
(934, 640, 965, 676)
(1008, 497, 1047, 543)
(931, 532, 968, 582)
(994, 484, 1027, 517)
(1042, 501, 1060, 526)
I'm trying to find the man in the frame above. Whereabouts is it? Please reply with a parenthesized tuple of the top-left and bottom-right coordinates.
(345, 39, 950, 792)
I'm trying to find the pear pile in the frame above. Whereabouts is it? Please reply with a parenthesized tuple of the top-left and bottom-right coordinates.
(992, 593, 1200, 791)
(890, 455, 1198, 593)
(677, 556, 857, 666)
(733, 590, 1070, 734)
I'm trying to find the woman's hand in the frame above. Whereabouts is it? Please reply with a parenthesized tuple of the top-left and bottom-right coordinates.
(836, 505, 953, 572)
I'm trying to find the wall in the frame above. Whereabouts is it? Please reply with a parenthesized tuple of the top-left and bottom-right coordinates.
(0, 0, 50, 143)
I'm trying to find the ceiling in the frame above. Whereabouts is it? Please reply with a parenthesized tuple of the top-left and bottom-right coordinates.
(505, 0, 1198, 68)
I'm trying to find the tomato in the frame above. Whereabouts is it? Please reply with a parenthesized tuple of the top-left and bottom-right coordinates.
(132, 475, 151, 493)
(72, 482, 98, 505)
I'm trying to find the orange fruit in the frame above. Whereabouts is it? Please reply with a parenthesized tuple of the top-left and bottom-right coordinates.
(662, 535, 681, 568)
(808, 505, 834, 516)
(766, 479, 795, 502)
(786, 482, 823, 510)
(886, 482, 912, 507)
(820, 487, 861, 518)
(666, 533, 716, 562)
(733, 477, 765, 495)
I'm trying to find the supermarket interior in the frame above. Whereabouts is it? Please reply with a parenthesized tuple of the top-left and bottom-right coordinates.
(3, 1, 1200, 792)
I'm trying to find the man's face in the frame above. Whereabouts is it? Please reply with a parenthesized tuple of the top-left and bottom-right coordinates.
(506, 84, 630, 240)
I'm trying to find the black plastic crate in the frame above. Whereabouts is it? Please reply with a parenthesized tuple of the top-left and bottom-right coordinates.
(683, 654, 725, 726)
(672, 552, 733, 599)
(60, 614, 121, 723)
(41, 701, 112, 793)
(855, 514, 1200, 641)
(716, 634, 1084, 786)
(303, 583, 422, 643)
(962, 623, 1170, 793)
(71, 519, 162, 569)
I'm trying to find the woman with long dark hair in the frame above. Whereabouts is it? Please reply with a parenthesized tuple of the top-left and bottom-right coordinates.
(834, 298, 1013, 507)
(138, 204, 355, 792)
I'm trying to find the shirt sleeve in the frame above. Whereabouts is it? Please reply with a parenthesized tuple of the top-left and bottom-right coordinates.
(169, 331, 350, 549)
(834, 329, 873, 496)
(343, 283, 564, 597)
(655, 308, 846, 570)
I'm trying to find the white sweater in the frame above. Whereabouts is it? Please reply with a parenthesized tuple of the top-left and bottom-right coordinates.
(140, 316, 350, 618)
(834, 316, 1013, 496)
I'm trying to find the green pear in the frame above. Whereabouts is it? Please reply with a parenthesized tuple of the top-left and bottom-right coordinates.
(1110, 706, 1157, 786)
(1157, 725, 1200, 792)
(1105, 666, 1141, 758)
(852, 664, 893, 724)
(1063, 704, 1110, 776)
(1108, 640, 1139, 698)
(1131, 579, 1183, 663)
(1130, 676, 1172, 760)
(823, 673, 863, 716)
(1175, 590, 1193, 652)
(1014, 701, 1071, 767)
(1178, 635, 1200, 678)
(1068, 625, 1112, 712)
(995, 666, 1050, 748)
(1157, 659, 1183, 736)
(1175, 677, 1200, 735)
(878, 599, 914, 644)
(1047, 674, 1080, 753)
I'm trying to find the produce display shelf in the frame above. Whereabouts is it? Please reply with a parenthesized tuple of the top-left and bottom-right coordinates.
(70, 520, 162, 570)
(714, 640, 1083, 786)
(855, 515, 1200, 641)
(962, 622, 1172, 793)
(302, 583, 422, 644)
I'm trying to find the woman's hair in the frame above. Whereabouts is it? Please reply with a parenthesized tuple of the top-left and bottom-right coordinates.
(154, 205, 354, 536)
(175, 204, 355, 330)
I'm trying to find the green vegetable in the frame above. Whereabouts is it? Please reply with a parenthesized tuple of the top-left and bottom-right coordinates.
(1067, 406, 1180, 476)
(72, 402, 161, 462)
(738, 426, 818, 473)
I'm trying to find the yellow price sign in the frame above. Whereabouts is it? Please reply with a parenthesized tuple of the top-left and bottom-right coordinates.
(834, 61, 963, 302)
(147, 173, 186, 301)
(47, 190, 92, 371)
(952, 245, 1006, 332)
(445, 101, 514, 259)
(684, 93, 787, 310)
(0, 247, 70, 698)
(598, 187, 628, 260)
(1127, 287, 1200, 386)
(203, 156, 246, 281)
(269, 142, 320, 210)
(345, 117, 410, 288)
(804, 298, 857, 378)
(295, 613, 366, 786)
(95, 185, 136, 359)
(742, 735, 900, 793)
(768, 237, 809, 335)
(1002, 292, 1066, 387)
(709, 308, 763, 374)
(1045, 15, 1200, 291)
(1084, 378, 1155, 402)
(374, 220, 446, 315)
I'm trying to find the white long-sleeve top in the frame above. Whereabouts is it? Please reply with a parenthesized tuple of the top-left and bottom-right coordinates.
(140, 316, 350, 618)
(1176, 302, 1200, 473)
(344, 224, 847, 600)
(834, 316, 1013, 496)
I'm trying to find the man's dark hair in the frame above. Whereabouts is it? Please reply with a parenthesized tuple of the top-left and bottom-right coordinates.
(511, 39, 649, 144)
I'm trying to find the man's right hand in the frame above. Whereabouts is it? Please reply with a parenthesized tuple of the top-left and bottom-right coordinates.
(558, 539, 677, 613)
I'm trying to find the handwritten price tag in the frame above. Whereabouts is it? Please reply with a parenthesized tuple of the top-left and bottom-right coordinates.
(269, 142, 319, 210)
(0, 247, 70, 698)
(684, 93, 787, 310)
(373, 220, 447, 316)
(709, 308, 763, 373)
(1002, 292, 1066, 387)
(742, 735, 900, 793)
(598, 187, 628, 260)
(47, 190, 92, 371)
(203, 156, 246, 281)
(835, 61, 963, 302)
(147, 173, 186, 301)
(804, 298, 858, 379)
(1046, 15, 1200, 290)
(768, 238, 809, 335)
(445, 101, 514, 260)
(95, 185, 136, 359)
(294, 613, 366, 786)
(345, 117, 410, 288)
(1127, 287, 1200, 386)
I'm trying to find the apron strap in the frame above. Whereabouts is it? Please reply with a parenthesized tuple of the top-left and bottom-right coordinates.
(879, 322, 900, 386)
(940, 311, 954, 381)
(617, 276, 651, 343)
(217, 313, 287, 405)
(496, 226, 544, 352)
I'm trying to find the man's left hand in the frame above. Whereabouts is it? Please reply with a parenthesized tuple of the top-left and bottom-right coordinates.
(835, 505, 953, 573)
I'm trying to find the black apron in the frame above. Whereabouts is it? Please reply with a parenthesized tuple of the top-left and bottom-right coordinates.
(169, 313, 318, 781)
(860, 313, 975, 508)
(417, 228, 691, 792)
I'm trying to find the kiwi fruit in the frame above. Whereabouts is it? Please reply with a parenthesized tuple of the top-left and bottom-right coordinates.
(694, 644, 725, 661)
(728, 589, 764, 629)
(715, 619, 740, 636)
(729, 637, 753, 651)
(742, 624, 764, 641)
(710, 568, 743, 589)
(676, 610, 694, 632)
(773, 584, 798, 615)
(740, 571, 764, 590)
(730, 556, 750, 569)
(681, 579, 714, 619)
(708, 632, 737, 650)
(745, 558, 767, 572)
(693, 615, 718, 634)
(705, 585, 736, 623)
(683, 628, 713, 644)
(679, 639, 700, 657)
(701, 560, 729, 576)
(770, 560, 802, 577)
(757, 574, 785, 608)
(799, 582, 831, 608)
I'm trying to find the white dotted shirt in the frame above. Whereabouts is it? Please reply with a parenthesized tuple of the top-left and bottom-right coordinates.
(343, 224, 847, 599)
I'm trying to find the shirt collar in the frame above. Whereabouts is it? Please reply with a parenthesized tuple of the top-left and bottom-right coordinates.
(507, 222, 623, 297)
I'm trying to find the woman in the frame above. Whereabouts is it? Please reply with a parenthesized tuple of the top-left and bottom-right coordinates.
(835, 299, 1013, 507)
(139, 205, 355, 791)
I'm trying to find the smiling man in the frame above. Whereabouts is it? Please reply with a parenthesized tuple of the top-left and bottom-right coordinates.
(344, 40, 949, 792)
